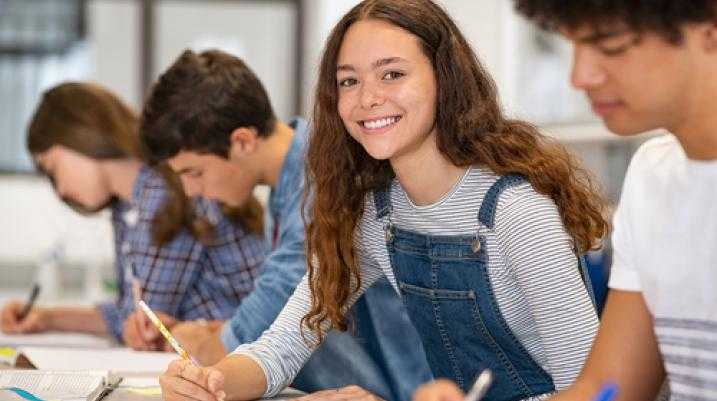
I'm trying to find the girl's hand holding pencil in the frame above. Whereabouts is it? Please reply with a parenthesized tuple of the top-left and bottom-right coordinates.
(161, 358, 227, 401)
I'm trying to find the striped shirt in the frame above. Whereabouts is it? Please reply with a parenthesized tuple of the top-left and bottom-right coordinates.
(609, 135, 717, 400)
(235, 166, 598, 398)
(98, 166, 266, 341)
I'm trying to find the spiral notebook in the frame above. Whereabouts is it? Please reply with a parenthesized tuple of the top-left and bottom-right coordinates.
(0, 370, 121, 401)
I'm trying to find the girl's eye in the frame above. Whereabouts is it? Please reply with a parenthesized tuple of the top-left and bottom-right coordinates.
(382, 71, 404, 80)
(338, 78, 358, 87)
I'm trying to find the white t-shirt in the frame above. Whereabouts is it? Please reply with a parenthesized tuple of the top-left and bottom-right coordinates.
(609, 134, 717, 400)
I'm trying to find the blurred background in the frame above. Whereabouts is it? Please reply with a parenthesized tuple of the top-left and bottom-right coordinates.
(0, 0, 654, 307)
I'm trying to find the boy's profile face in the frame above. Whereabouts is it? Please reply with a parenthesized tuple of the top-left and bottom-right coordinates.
(562, 23, 702, 136)
(167, 150, 256, 208)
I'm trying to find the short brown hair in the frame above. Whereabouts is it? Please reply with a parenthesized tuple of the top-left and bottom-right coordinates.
(141, 49, 277, 165)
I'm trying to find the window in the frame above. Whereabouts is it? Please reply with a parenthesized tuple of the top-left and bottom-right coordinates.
(0, 0, 88, 172)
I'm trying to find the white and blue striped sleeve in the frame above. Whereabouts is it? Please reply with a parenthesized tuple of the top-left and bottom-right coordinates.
(231, 240, 386, 397)
(494, 185, 599, 390)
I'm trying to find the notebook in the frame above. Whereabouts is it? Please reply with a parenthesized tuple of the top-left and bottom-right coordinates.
(11, 347, 177, 377)
(0, 369, 121, 401)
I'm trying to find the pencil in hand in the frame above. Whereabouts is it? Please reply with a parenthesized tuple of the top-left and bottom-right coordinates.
(137, 300, 200, 366)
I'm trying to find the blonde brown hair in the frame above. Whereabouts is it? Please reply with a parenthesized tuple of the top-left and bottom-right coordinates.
(303, 0, 609, 339)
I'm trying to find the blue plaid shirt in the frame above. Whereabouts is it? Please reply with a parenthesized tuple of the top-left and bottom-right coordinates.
(98, 166, 266, 342)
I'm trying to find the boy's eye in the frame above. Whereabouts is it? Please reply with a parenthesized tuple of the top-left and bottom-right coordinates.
(595, 34, 639, 56)
(382, 71, 404, 80)
(596, 43, 631, 56)
(338, 78, 358, 87)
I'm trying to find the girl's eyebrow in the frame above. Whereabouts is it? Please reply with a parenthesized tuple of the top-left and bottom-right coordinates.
(337, 56, 407, 72)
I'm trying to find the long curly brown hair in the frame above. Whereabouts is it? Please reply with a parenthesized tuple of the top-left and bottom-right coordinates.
(303, 0, 609, 339)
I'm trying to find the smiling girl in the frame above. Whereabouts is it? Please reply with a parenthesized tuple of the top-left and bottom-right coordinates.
(158, 1, 608, 401)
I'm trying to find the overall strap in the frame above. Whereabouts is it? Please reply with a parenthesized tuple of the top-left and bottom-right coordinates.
(374, 185, 392, 220)
(478, 173, 600, 312)
(477, 173, 527, 229)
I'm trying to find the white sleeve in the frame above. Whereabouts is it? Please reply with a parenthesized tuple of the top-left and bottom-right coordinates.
(231, 252, 385, 397)
(607, 157, 642, 292)
(494, 187, 598, 389)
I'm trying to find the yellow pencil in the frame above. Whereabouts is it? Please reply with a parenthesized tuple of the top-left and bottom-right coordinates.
(137, 300, 200, 366)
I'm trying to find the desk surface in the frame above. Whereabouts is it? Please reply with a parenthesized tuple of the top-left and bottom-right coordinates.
(1, 383, 305, 401)
(107, 387, 303, 401)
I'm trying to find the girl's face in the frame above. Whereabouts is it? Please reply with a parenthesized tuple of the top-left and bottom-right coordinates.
(336, 19, 438, 164)
(34, 145, 112, 212)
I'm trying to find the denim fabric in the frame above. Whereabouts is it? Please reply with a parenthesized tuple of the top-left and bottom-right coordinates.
(375, 175, 560, 401)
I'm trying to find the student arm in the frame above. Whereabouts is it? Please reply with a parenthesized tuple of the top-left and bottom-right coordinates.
(550, 289, 665, 401)
(1, 302, 107, 335)
(160, 354, 266, 401)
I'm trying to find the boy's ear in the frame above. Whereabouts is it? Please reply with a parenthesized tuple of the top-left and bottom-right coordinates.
(701, 21, 717, 52)
(228, 127, 260, 160)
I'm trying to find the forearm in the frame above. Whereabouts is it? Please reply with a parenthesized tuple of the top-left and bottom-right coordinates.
(549, 380, 599, 401)
(43, 306, 108, 335)
(551, 291, 665, 401)
(215, 354, 268, 401)
(196, 332, 228, 366)
(227, 249, 308, 346)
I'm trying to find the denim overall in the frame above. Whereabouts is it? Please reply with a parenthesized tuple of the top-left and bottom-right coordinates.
(374, 174, 596, 401)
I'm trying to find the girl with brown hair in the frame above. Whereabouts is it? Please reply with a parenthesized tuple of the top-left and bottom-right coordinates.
(0, 82, 266, 349)
(158, 1, 608, 400)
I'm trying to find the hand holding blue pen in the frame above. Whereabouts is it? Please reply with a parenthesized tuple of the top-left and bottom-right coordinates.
(592, 383, 618, 401)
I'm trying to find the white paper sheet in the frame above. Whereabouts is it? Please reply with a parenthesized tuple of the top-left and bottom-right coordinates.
(0, 332, 113, 349)
(16, 347, 177, 376)
(119, 376, 159, 388)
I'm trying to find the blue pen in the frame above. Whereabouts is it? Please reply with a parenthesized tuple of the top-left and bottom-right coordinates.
(2, 387, 45, 401)
(593, 383, 618, 401)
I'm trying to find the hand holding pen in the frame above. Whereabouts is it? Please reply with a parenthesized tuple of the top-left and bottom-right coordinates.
(412, 370, 492, 401)
(0, 284, 46, 334)
(592, 384, 618, 401)
(122, 308, 177, 351)
(138, 301, 199, 366)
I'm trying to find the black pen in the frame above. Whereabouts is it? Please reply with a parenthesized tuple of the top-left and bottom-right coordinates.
(17, 284, 41, 321)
